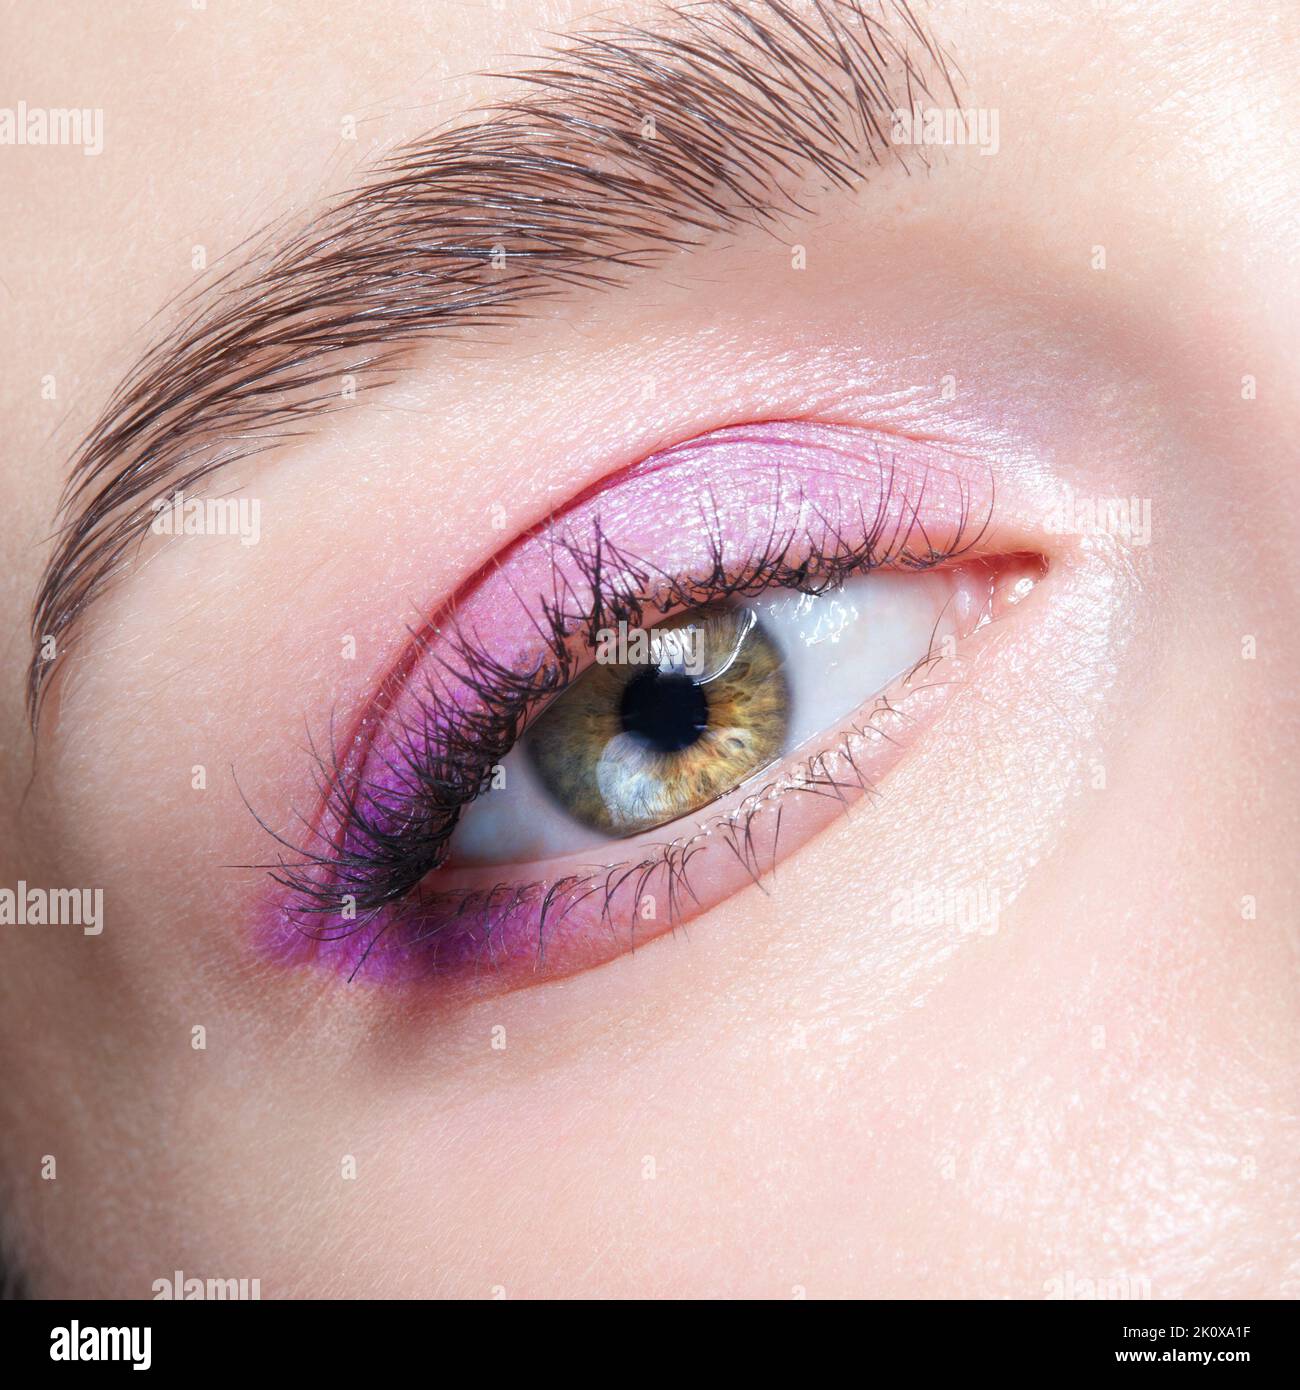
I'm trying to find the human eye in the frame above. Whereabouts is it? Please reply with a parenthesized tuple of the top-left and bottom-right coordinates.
(257, 420, 1043, 995)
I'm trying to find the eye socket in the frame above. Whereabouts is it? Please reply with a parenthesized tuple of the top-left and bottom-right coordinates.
(257, 419, 1045, 994)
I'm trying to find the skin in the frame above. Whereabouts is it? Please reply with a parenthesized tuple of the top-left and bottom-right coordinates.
(1, 0, 1297, 1298)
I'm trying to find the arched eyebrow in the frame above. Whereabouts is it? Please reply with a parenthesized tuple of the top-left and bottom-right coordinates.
(28, 0, 958, 728)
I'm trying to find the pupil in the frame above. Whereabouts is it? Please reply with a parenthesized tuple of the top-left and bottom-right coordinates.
(619, 669, 709, 753)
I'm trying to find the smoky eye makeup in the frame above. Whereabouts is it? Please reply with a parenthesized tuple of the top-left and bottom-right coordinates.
(253, 419, 1040, 993)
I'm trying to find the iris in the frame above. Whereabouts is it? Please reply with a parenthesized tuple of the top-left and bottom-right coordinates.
(524, 605, 790, 836)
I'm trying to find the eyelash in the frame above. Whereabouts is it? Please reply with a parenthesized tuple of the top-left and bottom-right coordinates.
(250, 467, 989, 980)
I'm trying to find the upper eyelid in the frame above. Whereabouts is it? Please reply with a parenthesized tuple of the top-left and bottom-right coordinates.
(29, 0, 961, 730)
(339, 420, 997, 786)
(242, 416, 990, 886)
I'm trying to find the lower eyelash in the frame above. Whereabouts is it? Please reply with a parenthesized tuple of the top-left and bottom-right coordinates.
(248, 461, 991, 979)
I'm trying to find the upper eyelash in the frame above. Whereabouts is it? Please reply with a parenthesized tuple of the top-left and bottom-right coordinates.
(248, 461, 989, 928)
(246, 462, 989, 963)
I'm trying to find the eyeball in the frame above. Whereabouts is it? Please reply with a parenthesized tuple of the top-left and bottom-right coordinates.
(451, 567, 970, 865)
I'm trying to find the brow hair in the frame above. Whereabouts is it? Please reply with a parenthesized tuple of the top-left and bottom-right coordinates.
(28, 0, 957, 726)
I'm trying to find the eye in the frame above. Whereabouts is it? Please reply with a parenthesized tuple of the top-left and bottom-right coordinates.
(450, 570, 976, 864)
(257, 420, 1045, 994)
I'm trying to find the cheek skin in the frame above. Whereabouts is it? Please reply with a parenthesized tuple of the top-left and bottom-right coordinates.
(30, 513, 1290, 1299)
(12, 279, 1298, 1298)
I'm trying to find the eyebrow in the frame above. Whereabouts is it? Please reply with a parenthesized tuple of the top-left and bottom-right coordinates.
(28, 0, 957, 726)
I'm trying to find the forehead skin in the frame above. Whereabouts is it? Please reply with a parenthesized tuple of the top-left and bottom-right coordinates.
(0, 0, 1297, 1297)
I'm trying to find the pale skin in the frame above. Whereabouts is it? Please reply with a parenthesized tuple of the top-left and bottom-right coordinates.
(0, 0, 1297, 1298)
